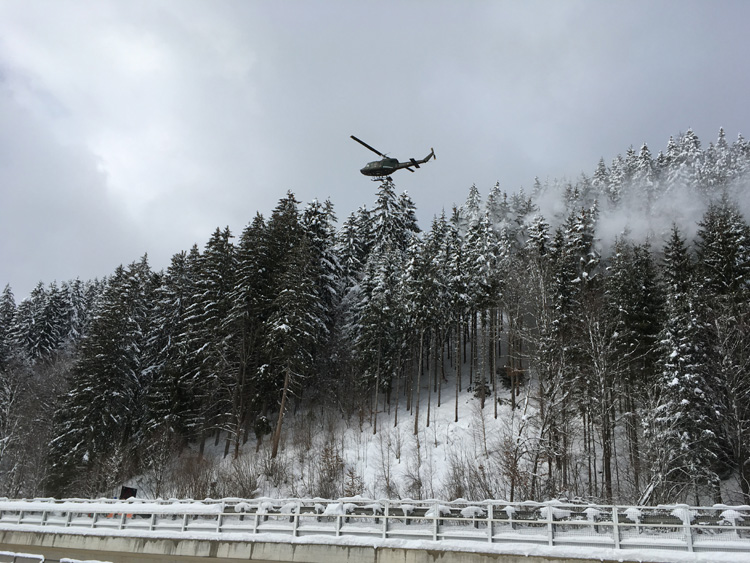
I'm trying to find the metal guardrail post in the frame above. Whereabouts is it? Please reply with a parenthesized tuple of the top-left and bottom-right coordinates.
(546, 511, 554, 546)
(335, 514, 341, 537)
(487, 503, 493, 543)
(382, 501, 389, 540)
(684, 516, 694, 552)
(180, 513, 188, 533)
(612, 506, 620, 550)
(432, 502, 438, 541)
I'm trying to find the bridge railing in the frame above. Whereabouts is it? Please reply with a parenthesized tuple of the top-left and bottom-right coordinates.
(0, 498, 747, 555)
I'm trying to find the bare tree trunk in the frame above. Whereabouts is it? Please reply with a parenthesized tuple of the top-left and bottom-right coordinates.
(433, 329, 439, 393)
(492, 308, 498, 419)
(373, 340, 382, 435)
(438, 330, 444, 408)
(414, 329, 424, 436)
(470, 311, 478, 388)
(427, 330, 433, 428)
(740, 439, 750, 503)
(583, 408, 591, 498)
(479, 310, 487, 409)
(512, 344, 517, 410)
(394, 366, 401, 427)
(271, 367, 291, 458)
(455, 319, 460, 422)
(406, 348, 413, 412)
(199, 428, 207, 459)
(625, 386, 641, 493)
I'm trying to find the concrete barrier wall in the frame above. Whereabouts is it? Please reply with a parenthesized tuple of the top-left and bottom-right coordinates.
(0, 529, 660, 563)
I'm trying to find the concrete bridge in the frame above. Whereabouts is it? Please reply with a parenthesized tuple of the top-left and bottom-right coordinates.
(0, 530, 645, 563)
(0, 498, 746, 563)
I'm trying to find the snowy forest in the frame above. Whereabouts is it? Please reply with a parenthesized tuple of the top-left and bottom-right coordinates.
(2, 128, 750, 507)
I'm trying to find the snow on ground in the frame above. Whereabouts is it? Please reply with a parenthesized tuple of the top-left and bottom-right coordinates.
(126, 361, 748, 507)
(143, 370, 538, 503)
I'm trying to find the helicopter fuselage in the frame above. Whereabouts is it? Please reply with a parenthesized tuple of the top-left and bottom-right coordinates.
(360, 158, 401, 176)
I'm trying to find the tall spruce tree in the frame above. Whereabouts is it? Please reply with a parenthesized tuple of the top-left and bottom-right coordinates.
(0, 286, 15, 372)
(224, 214, 272, 456)
(48, 256, 156, 496)
(644, 226, 722, 504)
(186, 227, 236, 454)
(301, 199, 343, 404)
(694, 196, 750, 500)
(604, 238, 663, 497)
(267, 238, 326, 458)
(141, 250, 199, 451)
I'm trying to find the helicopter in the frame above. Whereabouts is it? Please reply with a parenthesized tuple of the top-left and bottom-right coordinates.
(351, 135, 435, 177)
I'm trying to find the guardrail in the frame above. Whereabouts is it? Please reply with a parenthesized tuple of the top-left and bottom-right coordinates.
(0, 498, 747, 555)
(0, 551, 44, 563)
(0, 551, 110, 563)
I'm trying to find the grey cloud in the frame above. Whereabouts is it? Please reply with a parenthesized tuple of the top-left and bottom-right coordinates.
(1, 0, 750, 298)
(0, 83, 148, 297)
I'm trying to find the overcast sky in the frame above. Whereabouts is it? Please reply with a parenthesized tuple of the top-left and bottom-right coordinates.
(2, 0, 750, 299)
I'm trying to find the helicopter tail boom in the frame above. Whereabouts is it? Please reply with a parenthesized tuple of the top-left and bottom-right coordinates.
(413, 148, 435, 166)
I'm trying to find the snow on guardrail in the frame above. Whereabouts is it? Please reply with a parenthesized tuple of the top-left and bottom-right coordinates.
(0, 497, 748, 557)
(0, 500, 223, 515)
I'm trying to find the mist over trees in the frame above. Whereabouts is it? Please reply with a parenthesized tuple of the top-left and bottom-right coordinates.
(2, 127, 750, 504)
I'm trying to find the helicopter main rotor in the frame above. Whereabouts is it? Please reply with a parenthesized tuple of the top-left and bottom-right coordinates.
(350, 135, 387, 158)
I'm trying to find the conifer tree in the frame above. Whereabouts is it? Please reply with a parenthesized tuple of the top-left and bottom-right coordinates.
(604, 238, 663, 497)
(446, 208, 469, 422)
(266, 238, 326, 457)
(644, 226, 721, 503)
(355, 244, 408, 429)
(0, 286, 15, 372)
(224, 214, 271, 456)
(301, 199, 342, 401)
(186, 227, 236, 453)
(403, 219, 450, 433)
(337, 212, 365, 292)
(141, 250, 198, 451)
(10, 283, 47, 363)
(457, 184, 482, 235)
(696, 194, 750, 302)
(591, 158, 609, 203)
(666, 129, 703, 195)
(48, 256, 156, 495)
(370, 178, 419, 255)
(485, 182, 510, 231)
(633, 143, 656, 208)
(694, 196, 750, 499)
